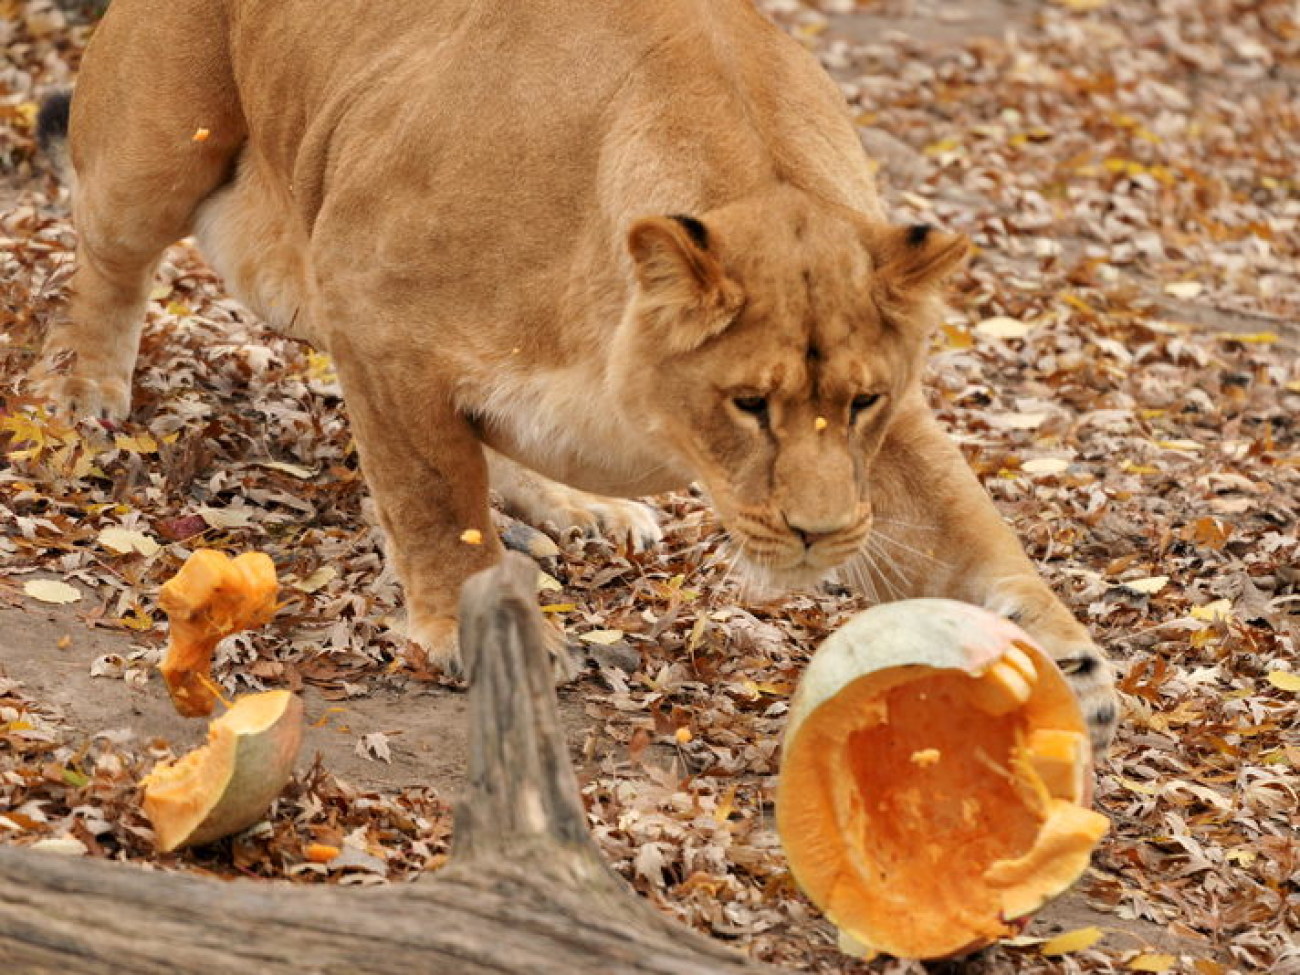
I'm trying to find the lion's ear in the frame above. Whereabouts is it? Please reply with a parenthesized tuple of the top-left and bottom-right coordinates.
(627, 215, 743, 354)
(870, 223, 970, 293)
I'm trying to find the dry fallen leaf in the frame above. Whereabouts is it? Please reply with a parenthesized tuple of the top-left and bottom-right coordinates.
(1126, 953, 1176, 972)
(97, 526, 162, 558)
(1265, 671, 1300, 693)
(356, 732, 393, 764)
(1021, 457, 1071, 475)
(975, 316, 1032, 340)
(1040, 926, 1104, 956)
(23, 579, 82, 605)
(579, 629, 625, 646)
(291, 566, 337, 594)
(1163, 281, 1204, 299)
(1119, 576, 1170, 595)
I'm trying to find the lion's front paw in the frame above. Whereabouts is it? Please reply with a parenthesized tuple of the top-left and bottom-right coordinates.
(575, 498, 664, 551)
(1052, 645, 1119, 755)
(405, 608, 580, 685)
(985, 577, 1118, 756)
(404, 614, 464, 680)
(29, 371, 131, 422)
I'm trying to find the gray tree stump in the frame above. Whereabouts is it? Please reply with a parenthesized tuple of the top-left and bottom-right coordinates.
(0, 553, 786, 974)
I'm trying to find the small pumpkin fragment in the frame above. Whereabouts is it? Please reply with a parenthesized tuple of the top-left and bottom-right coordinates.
(157, 549, 278, 717)
(776, 599, 1110, 961)
(141, 690, 303, 852)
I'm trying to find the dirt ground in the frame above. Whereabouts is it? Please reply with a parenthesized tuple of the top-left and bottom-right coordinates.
(2, 1, 1297, 973)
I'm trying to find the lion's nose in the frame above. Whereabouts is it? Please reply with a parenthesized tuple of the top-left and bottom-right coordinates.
(790, 526, 831, 549)
(784, 513, 851, 548)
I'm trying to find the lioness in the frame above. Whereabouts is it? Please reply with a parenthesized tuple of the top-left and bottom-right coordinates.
(32, 0, 1116, 749)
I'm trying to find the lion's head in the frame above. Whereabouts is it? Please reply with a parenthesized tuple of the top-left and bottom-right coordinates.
(612, 186, 968, 588)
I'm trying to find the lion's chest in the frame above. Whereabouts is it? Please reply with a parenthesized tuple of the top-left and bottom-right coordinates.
(466, 367, 688, 498)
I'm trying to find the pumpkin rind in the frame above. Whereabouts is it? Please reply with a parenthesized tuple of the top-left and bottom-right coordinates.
(776, 599, 1109, 960)
(141, 690, 303, 852)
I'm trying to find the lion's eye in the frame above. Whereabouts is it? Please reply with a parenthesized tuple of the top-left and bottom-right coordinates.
(732, 396, 769, 422)
(851, 393, 882, 421)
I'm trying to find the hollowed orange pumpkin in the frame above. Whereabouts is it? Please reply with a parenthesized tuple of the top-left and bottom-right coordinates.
(776, 599, 1109, 960)
(157, 549, 278, 717)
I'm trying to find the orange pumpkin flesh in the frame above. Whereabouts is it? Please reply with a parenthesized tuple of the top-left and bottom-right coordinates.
(157, 549, 278, 717)
(141, 689, 303, 852)
(777, 599, 1110, 961)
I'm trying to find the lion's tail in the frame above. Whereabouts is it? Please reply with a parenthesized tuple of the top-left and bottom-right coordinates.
(36, 89, 74, 183)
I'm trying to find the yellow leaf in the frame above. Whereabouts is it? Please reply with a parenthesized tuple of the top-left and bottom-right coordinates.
(13, 100, 38, 128)
(1216, 331, 1278, 345)
(713, 784, 738, 823)
(23, 580, 82, 605)
(114, 433, 159, 454)
(1061, 293, 1095, 314)
(1156, 439, 1203, 452)
(1225, 848, 1257, 867)
(539, 603, 576, 614)
(165, 301, 192, 317)
(674, 726, 693, 744)
(459, 528, 483, 545)
(940, 323, 975, 350)
(305, 351, 337, 383)
(1190, 599, 1232, 621)
(923, 137, 961, 156)
(117, 610, 156, 631)
(1041, 926, 1103, 956)
(1120, 576, 1169, 595)
(1128, 953, 1176, 972)
(292, 566, 337, 594)
(1266, 671, 1300, 692)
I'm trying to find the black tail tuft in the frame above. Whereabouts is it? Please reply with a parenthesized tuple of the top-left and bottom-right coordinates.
(37, 89, 73, 154)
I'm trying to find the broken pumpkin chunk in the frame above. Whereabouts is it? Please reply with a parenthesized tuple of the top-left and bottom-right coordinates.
(157, 549, 278, 717)
(141, 689, 303, 851)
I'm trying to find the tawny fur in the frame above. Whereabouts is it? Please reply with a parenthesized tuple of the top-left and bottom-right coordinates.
(30, 0, 1117, 749)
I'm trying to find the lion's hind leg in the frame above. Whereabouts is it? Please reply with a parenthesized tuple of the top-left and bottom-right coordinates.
(30, 0, 246, 419)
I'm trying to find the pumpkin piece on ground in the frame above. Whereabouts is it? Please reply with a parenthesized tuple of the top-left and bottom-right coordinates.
(777, 599, 1110, 961)
(157, 549, 278, 717)
(141, 690, 303, 852)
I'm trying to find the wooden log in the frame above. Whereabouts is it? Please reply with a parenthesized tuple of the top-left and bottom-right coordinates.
(0, 554, 785, 974)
